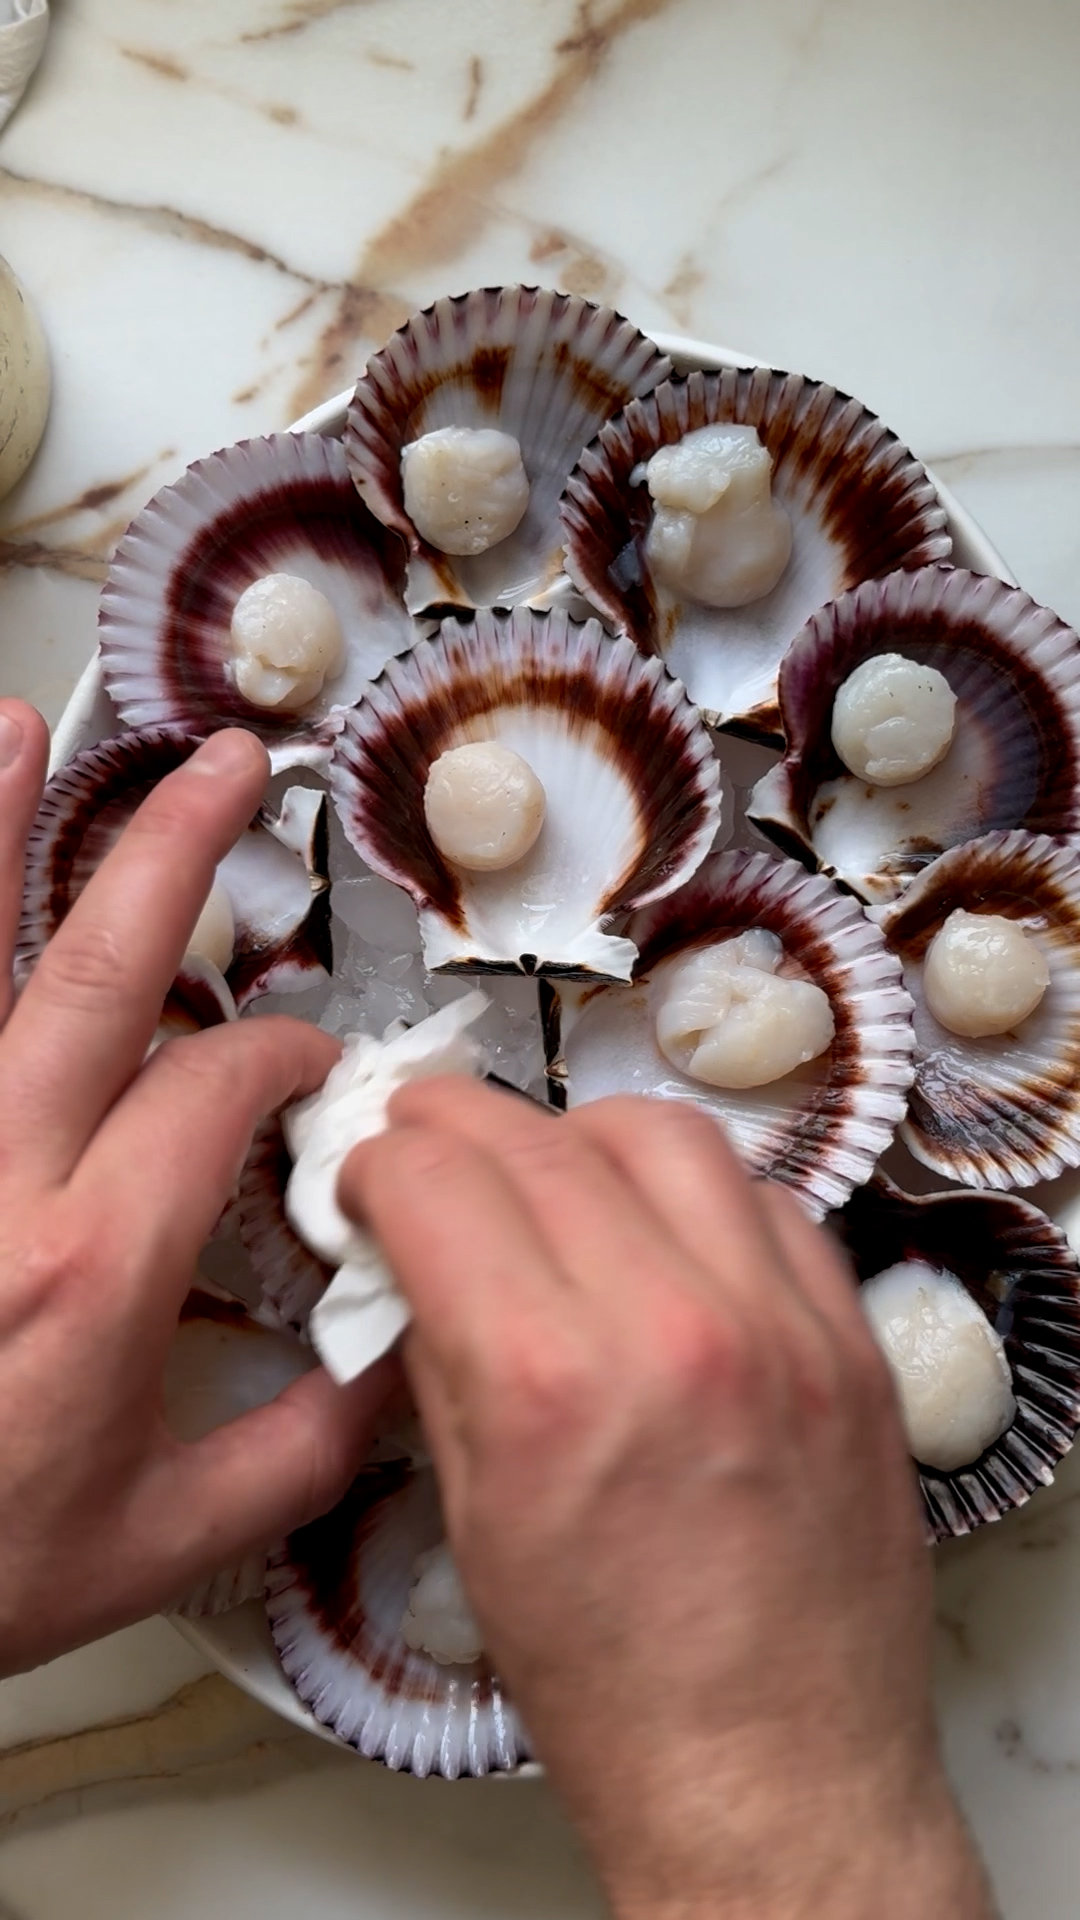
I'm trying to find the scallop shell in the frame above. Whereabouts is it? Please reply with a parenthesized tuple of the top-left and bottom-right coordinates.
(343, 286, 671, 615)
(835, 1176, 1080, 1540)
(748, 568, 1080, 904)
(99, 433, 418, 772)
(235, 1117, 333, 1335)
(546, 847, 916, 1218)
(330, 606, 721, 983)
(16, 727, 331, 1013)
(266, 1461, 529, 1775)
(560, 367, 951, 738)
(166, 1286, 317, 1615)
(878, 830, 1080, 1189)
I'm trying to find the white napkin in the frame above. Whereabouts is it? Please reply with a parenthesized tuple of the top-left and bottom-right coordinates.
(0, 0, 48, 131)
(283, 991, 490, 1384)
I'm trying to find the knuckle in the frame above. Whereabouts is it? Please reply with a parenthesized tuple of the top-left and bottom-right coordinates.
(39, 922, 126, 1011)
(652, 1294, 744, 1403)
(499, 1130, 586, 1186)
(495, 1332, 595, 1439)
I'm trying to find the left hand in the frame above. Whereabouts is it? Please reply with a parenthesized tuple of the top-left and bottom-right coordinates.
(0, 705, 391, 1675)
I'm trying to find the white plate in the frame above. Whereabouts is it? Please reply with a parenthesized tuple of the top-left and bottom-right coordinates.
(51, 330, 1016, 1749)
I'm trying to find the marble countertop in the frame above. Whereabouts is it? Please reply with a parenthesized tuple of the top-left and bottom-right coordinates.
(2, 0, 1080, 1912)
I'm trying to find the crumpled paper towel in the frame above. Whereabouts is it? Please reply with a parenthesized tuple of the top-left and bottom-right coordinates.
(283, 991, 490, 1384)
(0, 0, 48, 131)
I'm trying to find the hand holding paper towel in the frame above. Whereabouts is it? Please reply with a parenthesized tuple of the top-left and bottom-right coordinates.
(283, 992, 489, 1384)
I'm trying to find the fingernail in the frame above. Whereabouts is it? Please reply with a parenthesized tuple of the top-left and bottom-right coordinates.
(188, 730, 264, 778)
(0, 711, 25, 770)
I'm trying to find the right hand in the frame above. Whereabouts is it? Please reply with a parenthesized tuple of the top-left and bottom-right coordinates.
(340, 1079, 993, 1920)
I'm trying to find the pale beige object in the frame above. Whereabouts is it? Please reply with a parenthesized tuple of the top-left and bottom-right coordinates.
(0, 0, 48, 130)
(0, 252, 50, 500)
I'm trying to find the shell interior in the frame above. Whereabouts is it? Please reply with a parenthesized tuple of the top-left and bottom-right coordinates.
(561, 366, 951, 737)
(330, 606, 721, 981)
(836, 1178, 1080, 1541)
(748, 568, 1080, 904)
(879, 830, 1080, 1191)
(549, 847, 916, 1218)
(17, 727, 331, 1013)
(99, 433, 418, 772)
(267, 1462, 529, 1777)
(344, 285, 672, 614)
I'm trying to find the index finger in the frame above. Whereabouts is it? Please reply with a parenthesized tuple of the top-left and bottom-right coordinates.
(338, 1118, 570, 1385)
(2, 730, 269, 1184)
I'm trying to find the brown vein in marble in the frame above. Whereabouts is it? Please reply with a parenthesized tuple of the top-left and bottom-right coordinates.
(0, 540, 107, 583)
(995, 1715, 1080, 1777)
(0, 167, 332, 294)
(3, 461, 163, 539)
(120, 47, 190, 82)
(288, 0, 679, 416)
(241, 0, 376, 44)
(0, 1673, 347, 1837)
(354, 0, 682, 289)
(663, 254, 706, 329)
(463, 54, 484, 121)
(366, 48, 414, 72)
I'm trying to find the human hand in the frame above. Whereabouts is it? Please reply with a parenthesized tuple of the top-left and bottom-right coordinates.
(0, 704, 390, 1675)
(340, 1079, 993, 1920)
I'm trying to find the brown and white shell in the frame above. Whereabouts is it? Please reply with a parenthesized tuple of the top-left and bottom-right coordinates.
(834, 1175, 1080, 1541)
(343, 286, 671, 615)
(16, 727, 331, 1013)
(878, 830, 1080, 1190)
(560, 365, 950, 738)
(748, 568, 1080, 903)
(233, 1116, 333, 1336)
(99, 433, 418, 772)
(545, 846, 916, 1218)
(267, 1462, 528, 1775)
(330, 605, 722, 982)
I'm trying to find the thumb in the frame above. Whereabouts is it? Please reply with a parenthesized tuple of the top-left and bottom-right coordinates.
(152, 1354, 400, 1593)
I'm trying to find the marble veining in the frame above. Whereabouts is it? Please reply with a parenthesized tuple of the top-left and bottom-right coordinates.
(2, 0, 1080, 1913)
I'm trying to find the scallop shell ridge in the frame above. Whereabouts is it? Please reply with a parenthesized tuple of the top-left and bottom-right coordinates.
(748, 567, 1080, 902)
(99, 432, 416, 772)
(552, 847, 916, 1218)
(880, 829, 1080, 1189)
(330, 605, 721, 981)
(267, 1464, 529, 1776)
(837, 1176, 1080, 1540)
(344, 286, 672, 613)
(561, 366, 951, 737)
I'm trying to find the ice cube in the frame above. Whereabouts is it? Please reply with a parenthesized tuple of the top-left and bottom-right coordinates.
(331, 875, 422, 952)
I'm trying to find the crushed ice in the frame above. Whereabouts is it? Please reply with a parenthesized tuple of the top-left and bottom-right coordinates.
(249, 806, 545, 1097)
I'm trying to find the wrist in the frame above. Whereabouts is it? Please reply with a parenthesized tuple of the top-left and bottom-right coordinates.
(595, 1769, 994, 1920)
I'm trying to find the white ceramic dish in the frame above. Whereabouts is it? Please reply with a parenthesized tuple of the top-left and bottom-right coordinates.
(50, 330, 1018, 1749)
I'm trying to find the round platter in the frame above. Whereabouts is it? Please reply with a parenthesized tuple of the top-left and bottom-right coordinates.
(49, 329, 1022, 1748)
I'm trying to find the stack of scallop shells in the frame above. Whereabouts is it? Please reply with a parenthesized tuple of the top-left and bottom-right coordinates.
(22, 287, 1080, 1776)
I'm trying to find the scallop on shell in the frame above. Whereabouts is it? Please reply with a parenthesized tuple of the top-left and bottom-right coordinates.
(165, 1285, 317, 1616)
(267, 1461, 529, 1776)
(344, 285, 671, 615)
(748, 568, 1080, 903)
(330, 606, 721, 982)
(16, 727, 331, 1014)
(878, 830, 1080, 1190)
(560, 365, 950, 739)
(834, 1176, 1080, 1541)
(544, 847, 916, 1218)
(99, 433, 417, 771)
